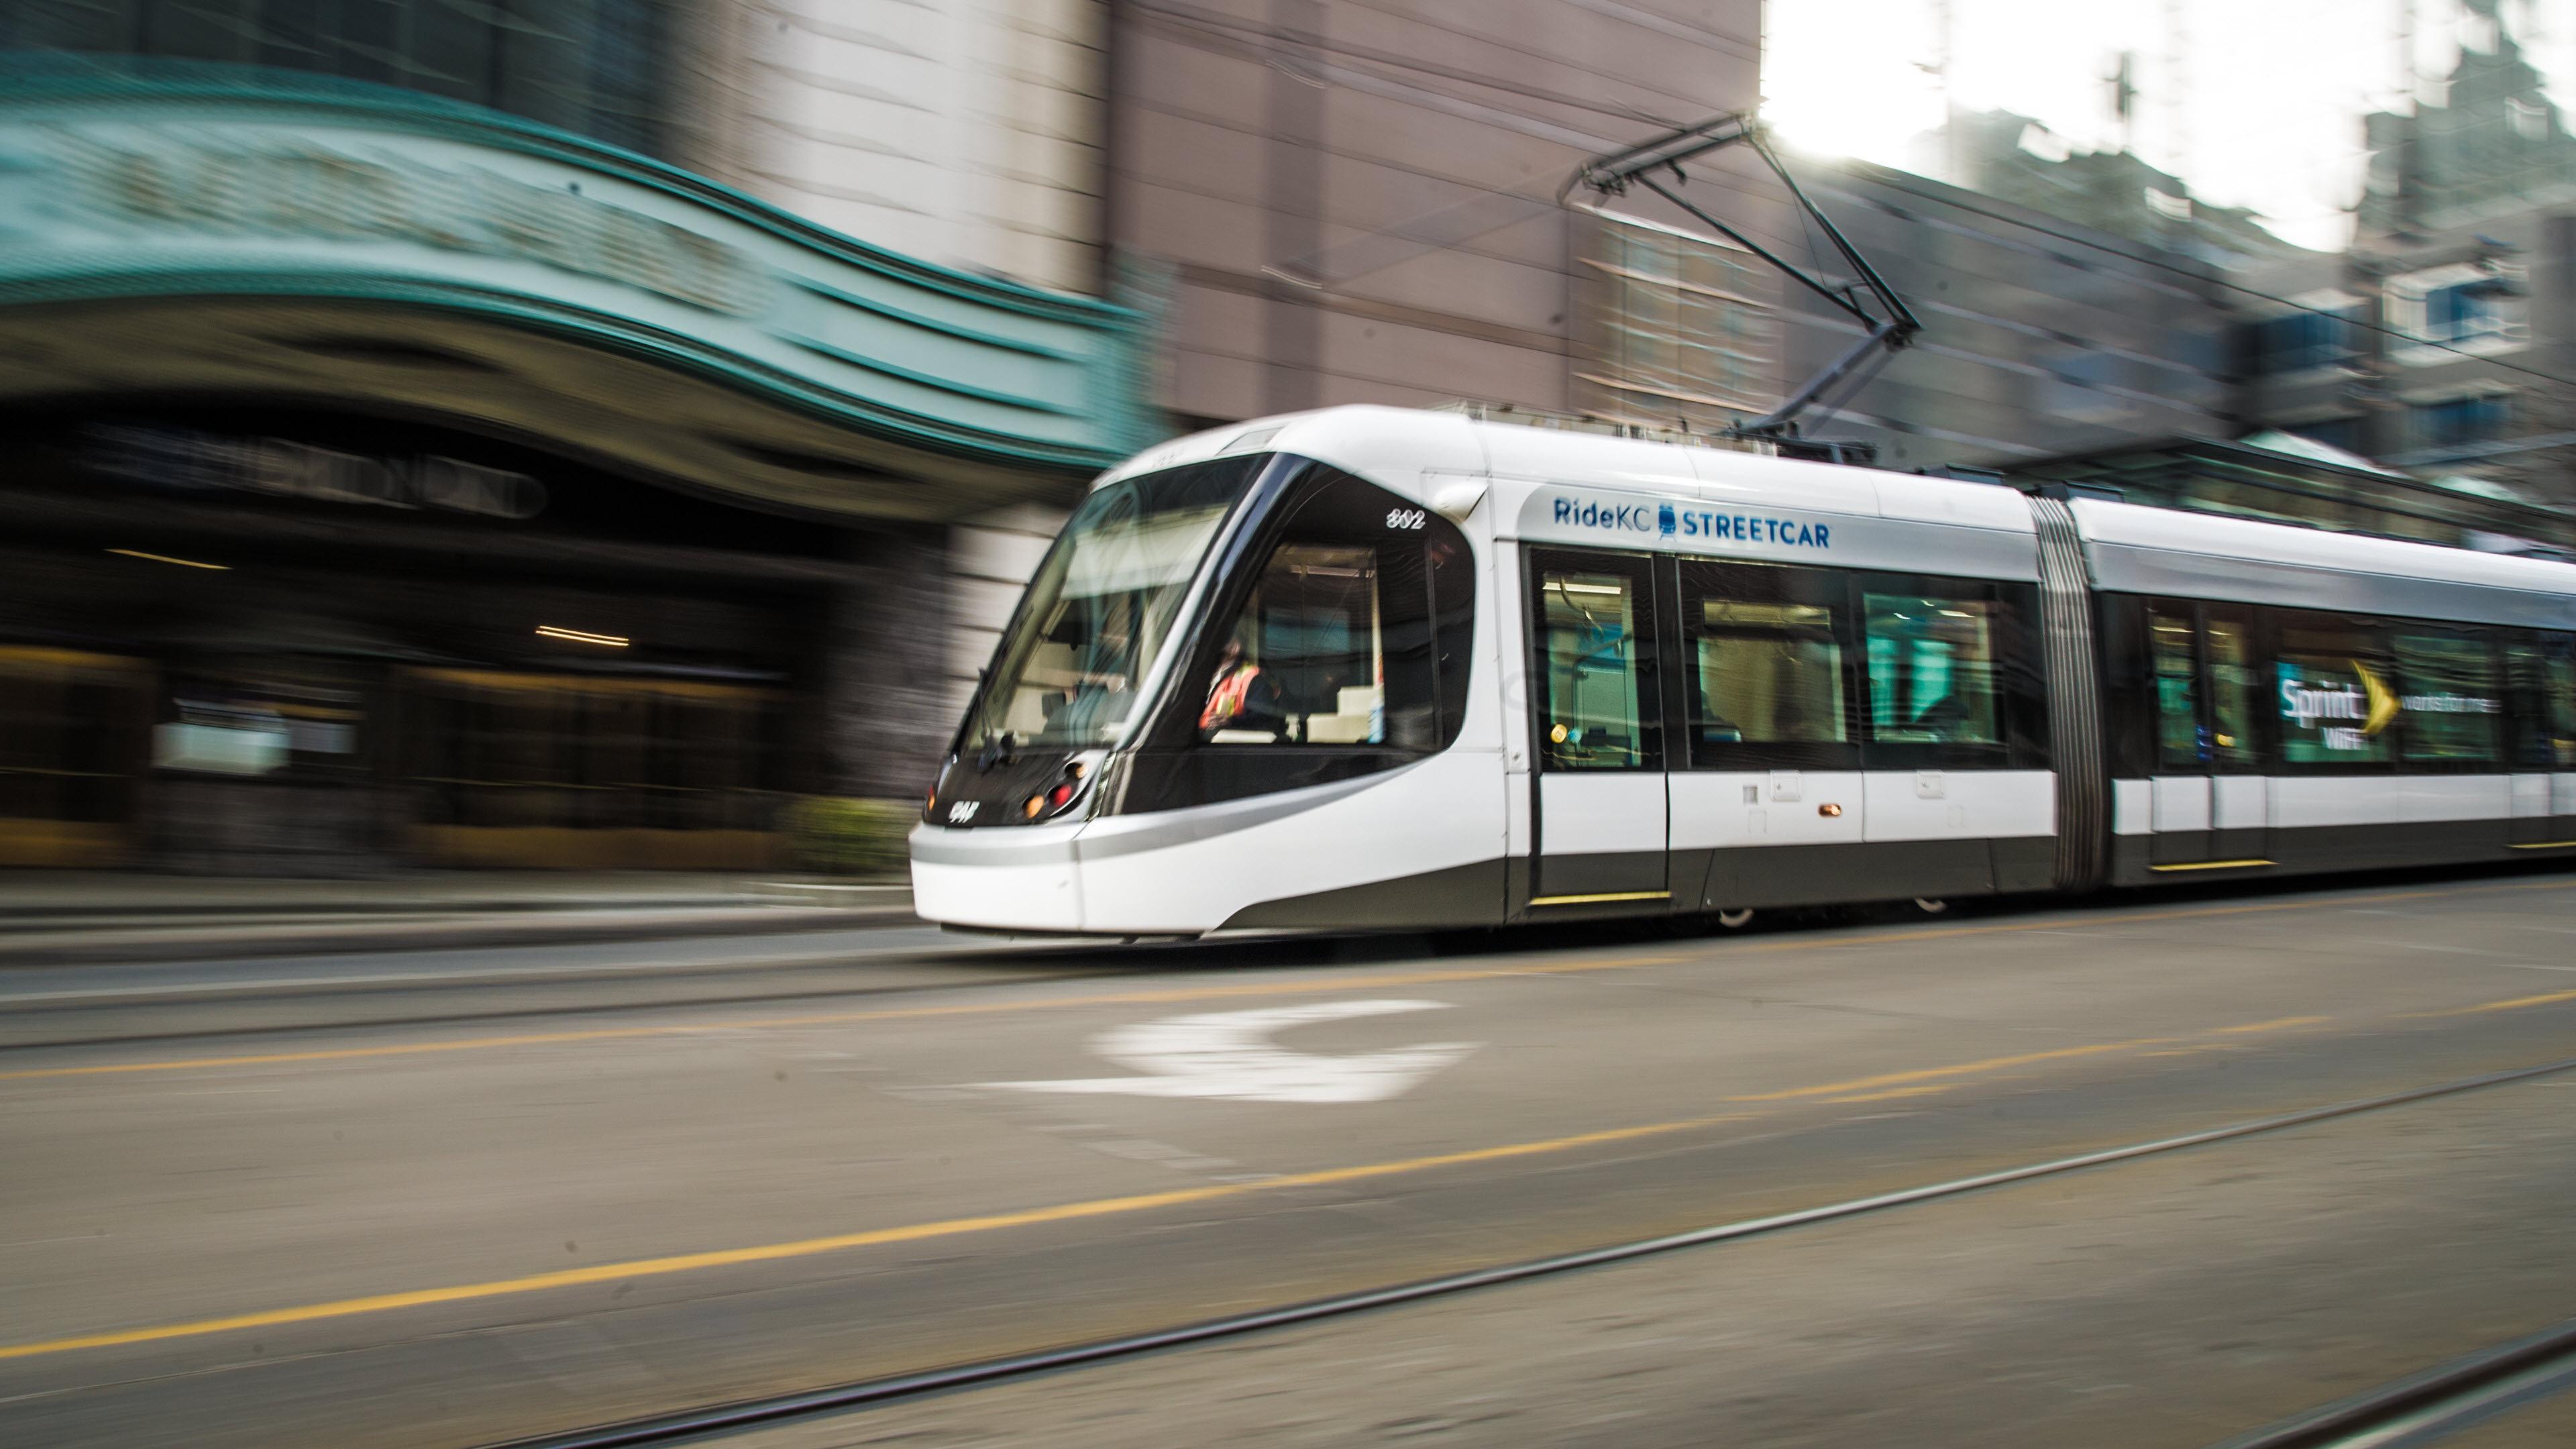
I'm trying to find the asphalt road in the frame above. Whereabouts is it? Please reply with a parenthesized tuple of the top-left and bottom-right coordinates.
(7, 869, 2576, 1447)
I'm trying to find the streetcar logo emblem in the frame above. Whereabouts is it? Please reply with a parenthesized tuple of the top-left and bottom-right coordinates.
(948, 800, 980, 823)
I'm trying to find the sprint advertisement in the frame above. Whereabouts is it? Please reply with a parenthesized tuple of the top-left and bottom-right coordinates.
(2277, 657, 2498, 761)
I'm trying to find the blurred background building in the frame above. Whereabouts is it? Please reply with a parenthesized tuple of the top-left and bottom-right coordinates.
(10, 0, 2576, 872)
(0, 1, 1148, 871)
(1105, 0, 1772, 426)
(2240, 0, 2573, 509)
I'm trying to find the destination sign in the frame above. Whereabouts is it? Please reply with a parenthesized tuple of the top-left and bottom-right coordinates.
(1513, 487, 2040, 583)
(1548, 496, 1831, 550)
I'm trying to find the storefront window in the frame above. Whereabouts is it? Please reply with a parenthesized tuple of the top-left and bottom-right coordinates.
(402, 671, 783, 836)
(4, 1, 682, 158)
(0, 647, 148, 830)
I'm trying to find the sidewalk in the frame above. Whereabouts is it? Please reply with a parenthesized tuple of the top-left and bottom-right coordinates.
(0, 871, 918, 966)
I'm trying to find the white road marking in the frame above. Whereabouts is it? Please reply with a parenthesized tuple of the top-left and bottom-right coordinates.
(979, 1000, 1480, 1104)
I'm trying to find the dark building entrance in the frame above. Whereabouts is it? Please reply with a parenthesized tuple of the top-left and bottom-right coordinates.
(0, 414, 845, 872)
(0, 62, 1155, 871)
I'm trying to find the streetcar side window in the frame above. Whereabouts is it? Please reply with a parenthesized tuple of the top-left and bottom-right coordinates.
(1676, 559, 1858, 768)
(2391, 627, 2502, 767)
(1428, 528, 1475, 749)
(1862, 592, 2004, 747)
(2273, 612, 2397, 768)
(2148, 602, 2201, 770)
(2551, 635, 2576, 768)
(1534, 565, 1652, 769)
(2204, 606, 2263, 771)
(2505, 634, 2576, 769)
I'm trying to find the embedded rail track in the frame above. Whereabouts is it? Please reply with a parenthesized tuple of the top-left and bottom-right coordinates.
(478, 1055, 2576, 1449)
(2218, 1316, 2576, 1448)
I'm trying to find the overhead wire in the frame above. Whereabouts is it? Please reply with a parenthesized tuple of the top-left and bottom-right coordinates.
(1125, 0, 1691, 131)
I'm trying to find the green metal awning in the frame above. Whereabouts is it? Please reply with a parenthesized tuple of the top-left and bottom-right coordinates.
(0, 58, 1159, 520)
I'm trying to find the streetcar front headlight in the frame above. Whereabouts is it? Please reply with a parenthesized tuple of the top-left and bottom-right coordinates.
(1023, 753, 1106, 822)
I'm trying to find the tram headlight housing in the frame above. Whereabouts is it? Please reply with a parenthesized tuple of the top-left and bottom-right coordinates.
(1024, 753, 1106, 822)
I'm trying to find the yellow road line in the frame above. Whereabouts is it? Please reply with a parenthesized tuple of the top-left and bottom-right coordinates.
(1, 879, 2562, 1358)
(1822, 1084, 1959, 1104)
(0, 1112, 1756, 1362)
(2420, 986, 2576, 1017)
(2218, 1016, 2331, 1034)
(5, 876, 2567, 1087)
(0, 998, 2388, 1362)
(1722, 1038, 2173, 1102)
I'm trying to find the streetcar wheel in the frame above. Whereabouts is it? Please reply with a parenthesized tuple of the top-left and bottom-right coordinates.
(1716, 908, 1755, 928)
(1912, 897, 1949, 915)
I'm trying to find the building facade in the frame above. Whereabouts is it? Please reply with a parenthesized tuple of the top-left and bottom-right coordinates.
(0, 7, 1150, 871)
(1761, 150, 2245, 474)
(682, 0, 1109, 297)
(1102, 0, 1777, 429)
(2237, 0, 2576, 513)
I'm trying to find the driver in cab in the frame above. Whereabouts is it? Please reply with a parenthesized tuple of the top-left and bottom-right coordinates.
(1199, 637, 1283, 738)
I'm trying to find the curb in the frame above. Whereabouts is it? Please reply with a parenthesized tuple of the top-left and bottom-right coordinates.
(0, 904, 923, 969)
(0, 880, 911, 924)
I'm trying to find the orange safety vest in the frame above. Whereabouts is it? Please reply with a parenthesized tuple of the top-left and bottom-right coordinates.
(1200, 663, 1261, 730)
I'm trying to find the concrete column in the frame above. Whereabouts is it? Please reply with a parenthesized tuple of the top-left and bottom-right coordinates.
(825, 523, 955, 801)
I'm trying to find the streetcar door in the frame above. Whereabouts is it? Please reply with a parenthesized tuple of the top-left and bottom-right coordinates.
(2506, 635, 2576, 847)
(1527, 549, 1668, 904)
(2202, 606, 2268, 860)
(2143, 601, 2210, 865)
(2146, 600, 2266, 866)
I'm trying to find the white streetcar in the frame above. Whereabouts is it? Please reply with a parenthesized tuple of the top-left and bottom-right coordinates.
(911, 405, 2576, 936)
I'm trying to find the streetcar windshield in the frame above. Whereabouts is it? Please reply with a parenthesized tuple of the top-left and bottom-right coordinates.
(964, 456, 1267, 751)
